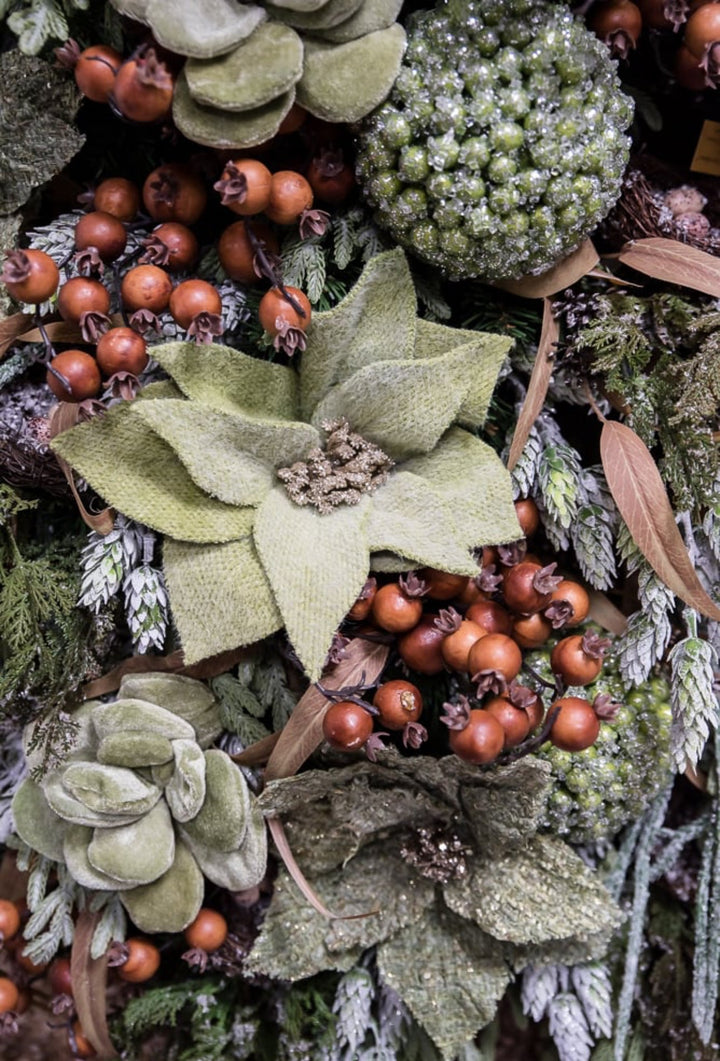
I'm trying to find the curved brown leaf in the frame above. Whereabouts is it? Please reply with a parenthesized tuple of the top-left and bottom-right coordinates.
(70, 910, 117, 1059)
(494, 239, 599, 299)
(618, 238, 720, 297)
(507, 298, 558, 471)
(600, 420, 720, 621)
(265, 636, 390, 782)
(0, 312, 32, 358)
(48, 403, 115, 535)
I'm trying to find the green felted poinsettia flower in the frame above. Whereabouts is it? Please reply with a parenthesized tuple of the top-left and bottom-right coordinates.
(53, 250, 520, 679)
(12, 674, 267, 933)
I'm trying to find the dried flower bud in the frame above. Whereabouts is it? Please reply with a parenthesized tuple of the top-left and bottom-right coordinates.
(182, 946, 208, 973)
(476, 564, 503, 593)
(129, 308, 161, 334)
(440, 695, 472, 731)
(472, 668, 508, 697)
(497, 539, 527, 566)
(532, 562, 562, 595)
(0, 250, 31, 285)
(140, 233, 172, 266)
(544, 599, 574, 629)
(507, 681, 540, 711)
(79, 310, 111, 343)
(593, 693, 621, 721)
(402, 721, 428, 749)
(213, 161, 249, 207)
(272, 319, 307, 356)
(54, 38, 81, 68)
(399, 571, 427, 599)
(75, 246, 105, 276)
(580, 630, 611, 659)
(434, 606, 463, 634)
(104, 371, 141, 402)
(106, 940, 130, 967)
(365, 731, 390, 761)
(299, 208, 330, 240)
(187, 311, 223, 345)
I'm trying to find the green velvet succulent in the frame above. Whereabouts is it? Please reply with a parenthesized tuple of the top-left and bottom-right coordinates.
(11, 673, 267, 933)
(248, 750, 623, 1060)
(52, 250, 521, 679)
(109, 0, 406, 147)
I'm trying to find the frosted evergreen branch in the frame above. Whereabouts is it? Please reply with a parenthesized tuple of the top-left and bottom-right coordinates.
(218, 279, 251, 334)
(0, 724, 26, 844)
(332, 967, 375, 1057)
(548, 994, 593, 1061)
(78, 516, 144, 612)
(510, 425, 543, 500)
(123, 563, 169, 653)
(90, 894, 127, 959)
(281, 234, 327, 304)
(702, 479, 720, 565)
(571, 504, 617, 591)
(692, 799, 720, 1044)
(570, 963, 613, 1040)
(616, 548, 674, 686)
(375, 978, 412, 1053)
(669, 614, 719, 770)
(521, 964, 559, 1022)
(538, 442, 582, 531)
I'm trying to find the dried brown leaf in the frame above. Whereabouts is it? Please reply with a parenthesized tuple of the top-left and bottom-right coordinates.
(265, 637, 389, 782)
(494, 240, 599, 299)
(618, 237, 720, 297)
(70, 910, 117, 1059)
(48, 403, 115, 535)
(507, 299, 558, 471)
(0, 312, 33, 357)
(600, 420, 720, 620)
(587, 590, 628, 636)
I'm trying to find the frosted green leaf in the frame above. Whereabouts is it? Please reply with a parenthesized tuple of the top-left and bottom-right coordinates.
(377, 907, 511, 1061)
(367, 472, 477, 575)
(443, 835, 623, 948)
(92, 699, 196, 742)
(184, 22, 304, 111)
(146, 0, 266, 58)
(62, 762, 161, 817)
(117, 673, 223, 747)
(87, 800, 175, 885)
(403, 428, 522, 548)
(180, 800, 267, 890)
(266, 0, 364, 31)
(120, 840, 204, 933)
(152, 341, 299, 419)
(296, 25, 406, 123)
(63, 825, 138, 891)
(457, 756, 552, 857)
(315, 0, 402, 42)
(173, 71, 295, 149)
(300, 249, 417, 421)
(51, 403, 255, 544)
(12, 778, 67, 862)
(182, 750, 250, 851)
(163, 537, 282, 665)
(96, 731, 174, 768)
(164, 739, 206, 822)
(253, 488, 371, 680)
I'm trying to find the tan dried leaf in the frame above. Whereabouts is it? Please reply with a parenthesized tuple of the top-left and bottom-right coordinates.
(70, 910, 117, 1059)
(494, 240, 599, 299)
(618, 237, 720, 297)
(507, 298, 558, 471)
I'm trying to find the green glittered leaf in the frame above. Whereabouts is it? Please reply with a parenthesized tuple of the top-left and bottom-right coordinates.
(403, 427, 522, 549)
(52, 403, 254, 543)
(145, 0, 266, 58)
(163, 537, 282, 664)
(253, 487, 370, 680)
(12, 778, 68, 862)
(152, 341, 300, 419)
(300, 249, 417, 422)
(455, 756, 552, 857)
(377, 907, 511, 1061)
(367, 471, 477, 574)
(443, 835, 623, 950)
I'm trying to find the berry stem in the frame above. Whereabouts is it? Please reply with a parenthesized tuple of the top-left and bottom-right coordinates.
(498, 702, 561, 764)
(243, 220, 307, 319)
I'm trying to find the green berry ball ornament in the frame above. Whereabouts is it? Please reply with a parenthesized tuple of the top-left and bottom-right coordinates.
(356, 0, 633, 280)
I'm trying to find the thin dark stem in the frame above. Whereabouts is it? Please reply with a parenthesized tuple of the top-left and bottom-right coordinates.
(520, 659, 557, 692)
(243, 219, 306, 319)
(498, 703, 561, 764)
(33, 317, 72, 394)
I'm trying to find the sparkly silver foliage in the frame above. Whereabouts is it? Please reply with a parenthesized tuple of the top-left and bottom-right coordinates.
(669, 610, 720, 771)
(615, 524, 674, 687)
(123, 563, 169, 653)
(522, 962, 613, 1061)
(332, 968, 375, 1058)
(0, 723, 26, 845)
(78, 515, 144, 613)
(357, 0, 632, 280)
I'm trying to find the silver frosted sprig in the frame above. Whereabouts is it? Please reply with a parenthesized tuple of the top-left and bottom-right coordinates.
(78, 515, 144, 612)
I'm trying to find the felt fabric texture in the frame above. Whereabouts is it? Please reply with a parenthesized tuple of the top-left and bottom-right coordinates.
(108, 0, 150, 22)
(53, 249, 520, 680)
(179, 800, 268, 890)
(146, 0, 266, 58)
(266, 0, 365, 31)
(314, 0, 402, 42)
(296, 25, 406, 123)
(173, 72, 296, 149)
(185, 22, 304, 112)
(12, 677, 267, 932)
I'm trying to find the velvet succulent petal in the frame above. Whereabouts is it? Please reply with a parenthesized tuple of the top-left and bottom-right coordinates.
(12, 778, 68, 862)
(173, 72, 296, 149)
(51, 402, 254, 543)
(253, 487, 371, 680)
(145, 0, 266, 58)
(163, 537, 282, 665)
(119, 839, 205, 933)
(300, 249, 417, 422)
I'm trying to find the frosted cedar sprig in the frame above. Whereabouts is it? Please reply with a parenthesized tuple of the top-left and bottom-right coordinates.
(78, 515, 144, 612)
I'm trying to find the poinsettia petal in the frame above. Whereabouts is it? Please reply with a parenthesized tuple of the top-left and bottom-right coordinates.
(52, 403, 253, 543)
(253, 486, 371, 680)
(152, 341, 301, 420)
(415, 319, 512, 429)
(402, 427, 522, 547)
(163, 537, 282, 664)
(134, 400, 319, 506)
(300, 248, 417, 421)
(368, 471, 477, 574)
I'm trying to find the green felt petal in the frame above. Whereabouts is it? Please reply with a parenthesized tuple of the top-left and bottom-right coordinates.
(11, 778, 68, 862)
(151, 761, 176, 788)
(152, 342, 299, 420)
(369, 551, 414, 573)
(300, 249, 416, 422)
(163, 537, 282, 665)
(43, 771, 144, 829)
(92, 699, 196, 742)
(184, 23, 303, 112)
(146, 0, 266, 58)
(88, 801, 175, 885)
(403, 428, 523, 548)
(96, 732, 174, 768)
(268, 0, 328, 11)
(266, 0, 364, 31)
(132, 401, 275, 507)
(63, 825, 138, 891)
(179, 800, 267, 890)
(109, 0, 149, 21)
(120, 840, 204, 933)
(367, 472, 477, 575)
(314, 0, 402, 42)
(414, 320, 512, 430)
(173, 71, 295, 149)
(182, 750, 250, 851)
(117, 674, 223, 747)
(52, 403, 254, 544)
(62, 762, 161, 817)
(297, 25, 406, 123)
(253, 487, 371, 680)
(165, 739, 207, 822)
(137, 379, 185, 401)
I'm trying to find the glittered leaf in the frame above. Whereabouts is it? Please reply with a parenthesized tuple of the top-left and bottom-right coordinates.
(184, 22, 303, 110)
(163, 537, 282, 665)
(297, 25, 406, 123)
(164, 739, 206, 821)
(152, 342, 300, 419)
(92, 699, 196, 741)
(119, 839, 204, 933)
(43, 772, 145, 830)
(146, 0, 266, 57)
(456, 756, 552, 857)
(173, 70, 295, 149)
(377, 907, 511, 1061)
(618, 237, 720, 298)
(253, 487, 370, 680)
(52, 403, 254, 543)
(62, 762, 161, 818)
(181, 749, 250, 851)
(300, 249, 417, 421)
(315, 0, 402, 42)
(443, 835, 622, 949)
(266, 0, 363, 31)
(367, 471, 477, 574)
